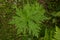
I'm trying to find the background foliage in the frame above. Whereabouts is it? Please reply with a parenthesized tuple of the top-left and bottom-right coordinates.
(0, 0, 60, 40)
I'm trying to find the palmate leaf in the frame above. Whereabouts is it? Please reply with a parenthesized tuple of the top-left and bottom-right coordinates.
(9, 2, 47, 37)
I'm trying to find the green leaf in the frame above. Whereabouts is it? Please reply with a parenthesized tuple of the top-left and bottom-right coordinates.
(54, 26, 60, 40)
(51, 12, 60, 17)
